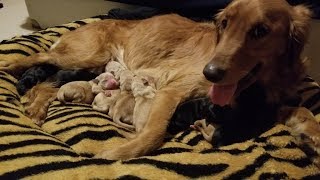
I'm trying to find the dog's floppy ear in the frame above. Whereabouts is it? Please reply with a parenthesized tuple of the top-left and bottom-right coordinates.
(214, 10, 225, 29)
(287, 5, 312, 65)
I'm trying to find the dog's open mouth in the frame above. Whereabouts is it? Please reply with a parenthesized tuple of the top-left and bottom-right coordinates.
(208, 63, 262, 106)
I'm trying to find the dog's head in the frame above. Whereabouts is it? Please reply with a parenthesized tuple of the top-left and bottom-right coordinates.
(203, 0, 311, 106)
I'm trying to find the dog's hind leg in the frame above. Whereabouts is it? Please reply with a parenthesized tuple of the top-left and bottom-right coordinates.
(0, 49, 113, 76)
(0, 22, 123, 74)
(94, 87, 184, 160)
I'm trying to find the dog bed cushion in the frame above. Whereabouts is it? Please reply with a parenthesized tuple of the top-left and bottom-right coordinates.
(0, 15, 320, 179)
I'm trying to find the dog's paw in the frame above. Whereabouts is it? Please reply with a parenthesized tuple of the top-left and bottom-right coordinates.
(286, 107, 320, 153)
(0, 60, 12, 68)
(0, 60, 21, 72)
(25, 106, 46, 126)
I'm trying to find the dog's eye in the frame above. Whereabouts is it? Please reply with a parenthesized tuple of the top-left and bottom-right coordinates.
(221, 19, 228, 29)
(249, 24, 270, 39)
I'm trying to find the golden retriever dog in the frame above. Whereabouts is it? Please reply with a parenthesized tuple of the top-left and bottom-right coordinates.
(1, 0, 320, 161)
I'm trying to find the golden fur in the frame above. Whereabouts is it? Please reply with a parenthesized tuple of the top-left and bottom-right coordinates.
(131, 75, 156, 133)
(1, 0, 320, 161)
(23, 82, 59, 126)
(109, 90, 135, 130)
(57, 81, 95, 104)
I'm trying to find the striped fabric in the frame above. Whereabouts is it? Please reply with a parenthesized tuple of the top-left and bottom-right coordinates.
(0, 15, 320, 179)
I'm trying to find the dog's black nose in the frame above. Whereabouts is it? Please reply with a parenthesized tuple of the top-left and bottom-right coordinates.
(203, 63, 226, 83)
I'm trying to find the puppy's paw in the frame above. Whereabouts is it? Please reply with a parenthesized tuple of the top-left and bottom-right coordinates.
(190, 119, 206, 131)
(71, 92, 87, 103)
(92, 102, 111, 113)
(191, 119, 215, 142)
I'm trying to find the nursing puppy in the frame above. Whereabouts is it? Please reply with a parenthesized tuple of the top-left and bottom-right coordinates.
(131, 75, 156, 133)
(57, 81, 95, 104)
(107, 90, 136, 130)
(91, 72, 119, 94)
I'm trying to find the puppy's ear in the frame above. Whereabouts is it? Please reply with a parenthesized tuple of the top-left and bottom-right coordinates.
(141, 75, 155, 86)
(287, 5, 312, 65)
(141, 78, 149, 86)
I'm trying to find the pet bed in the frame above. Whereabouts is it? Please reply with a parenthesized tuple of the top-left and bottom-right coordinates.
(0, 15, 320, 179)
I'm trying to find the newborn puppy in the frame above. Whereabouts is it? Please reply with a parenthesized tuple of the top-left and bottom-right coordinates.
(17, 64, 97, 95)
(131, 75, 156, 133)
(105, 61, 126, 80)
(18, 65, 97, 126)
(92, 90, 120, 113)
(57, 81, 95, 104)
(109, 91, 136, 131)
(52, 69, 97, 87)
(119, 69, 135, 91)
(92, 90, 135, 130)
(17, 64, 59, 95)
(91, 72, 119, 94)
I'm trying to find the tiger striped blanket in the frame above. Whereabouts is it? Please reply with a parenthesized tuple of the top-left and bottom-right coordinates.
(0, 15, 319, 179)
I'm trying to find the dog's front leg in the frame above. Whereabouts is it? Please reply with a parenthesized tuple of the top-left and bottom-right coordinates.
(94, 87, 183, 160)
(279, 107, 320, 167)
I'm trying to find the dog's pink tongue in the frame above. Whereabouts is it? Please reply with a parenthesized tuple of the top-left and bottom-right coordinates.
(209, 84, 237, 106)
